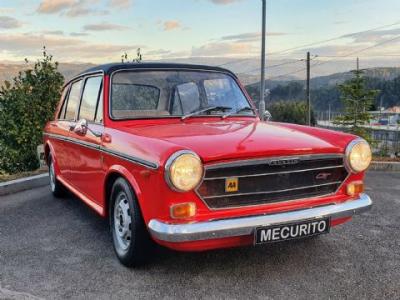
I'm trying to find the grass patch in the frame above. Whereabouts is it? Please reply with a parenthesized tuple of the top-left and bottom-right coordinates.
(0, 168, 47, 183)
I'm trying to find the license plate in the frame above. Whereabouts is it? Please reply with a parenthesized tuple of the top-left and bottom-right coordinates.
(254, 218, 330, 244)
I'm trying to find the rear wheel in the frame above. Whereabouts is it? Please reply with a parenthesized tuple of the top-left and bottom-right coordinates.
(110, 178, 153, 267)
(48, 155, 65, 198)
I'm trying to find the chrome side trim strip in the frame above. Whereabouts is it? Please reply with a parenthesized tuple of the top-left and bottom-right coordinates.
(148, 193, 373, 243)
(202, 181, 343, 200)
(203, 164, 345, 181)
(44, 133, 159, 169)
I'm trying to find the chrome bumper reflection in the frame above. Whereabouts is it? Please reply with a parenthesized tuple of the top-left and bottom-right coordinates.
(148, 193, 372, 243)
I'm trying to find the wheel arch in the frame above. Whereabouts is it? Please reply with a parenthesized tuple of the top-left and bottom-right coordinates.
(104, 165, 143, 218)
(44, 141, 61, 175)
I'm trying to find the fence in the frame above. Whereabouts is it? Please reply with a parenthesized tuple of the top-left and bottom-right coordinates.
(315, 111, 400, 157)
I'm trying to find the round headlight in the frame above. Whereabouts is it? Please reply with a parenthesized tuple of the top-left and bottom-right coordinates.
(345, 139, 372, 173)
(165, 151, 203, 192)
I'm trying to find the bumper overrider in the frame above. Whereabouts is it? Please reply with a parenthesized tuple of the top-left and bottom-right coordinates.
(148, 193, 372, 243)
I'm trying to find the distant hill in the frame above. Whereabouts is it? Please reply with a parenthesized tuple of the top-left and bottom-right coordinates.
(0, 62, 95, 85)
(245, 67, 400, 112)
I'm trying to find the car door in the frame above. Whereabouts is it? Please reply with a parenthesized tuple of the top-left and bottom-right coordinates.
(47, 85, 72, 179)
(68, 75, 104, 205)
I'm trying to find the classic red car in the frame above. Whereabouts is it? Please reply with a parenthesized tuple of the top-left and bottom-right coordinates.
(44, 63, 372, 267)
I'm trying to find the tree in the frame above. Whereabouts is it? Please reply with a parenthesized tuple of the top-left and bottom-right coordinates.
(267, 101, 316, 126)
(0, 48, 64, 174)
(334, 69, 379, 142)
(121, 48, 143, 63)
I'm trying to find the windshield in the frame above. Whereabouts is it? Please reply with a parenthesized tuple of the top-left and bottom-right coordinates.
(110, 70, 255, 119)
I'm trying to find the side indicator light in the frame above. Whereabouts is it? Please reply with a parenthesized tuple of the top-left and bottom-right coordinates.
(346, 181, 364, 196)
(170, 202, 196, 219)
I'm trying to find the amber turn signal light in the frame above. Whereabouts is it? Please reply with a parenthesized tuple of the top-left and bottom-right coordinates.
(170, 202, 196, 219)
(346, 181, 364, 196)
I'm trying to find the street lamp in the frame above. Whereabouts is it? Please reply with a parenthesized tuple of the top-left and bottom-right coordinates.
(259, 0, 267, 120)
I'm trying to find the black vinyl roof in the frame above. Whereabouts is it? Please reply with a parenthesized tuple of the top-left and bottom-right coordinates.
(79, 62, 236, 77)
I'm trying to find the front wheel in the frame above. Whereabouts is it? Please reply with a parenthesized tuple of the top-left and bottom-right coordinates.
(110, 178, 153, 267)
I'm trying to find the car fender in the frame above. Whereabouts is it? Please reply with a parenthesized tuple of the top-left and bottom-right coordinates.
(105, 164, 144, 213)
(45, 140, 61, 176)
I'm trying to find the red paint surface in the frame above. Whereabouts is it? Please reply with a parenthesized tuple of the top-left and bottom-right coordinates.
(44, 71, 365, 251)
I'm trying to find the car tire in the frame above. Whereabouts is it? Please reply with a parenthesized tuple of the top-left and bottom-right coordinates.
(110, 177, 153, 267)
(48, 155, 66, 198)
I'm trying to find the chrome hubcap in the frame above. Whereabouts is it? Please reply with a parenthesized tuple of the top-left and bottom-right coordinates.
(49, 162, 56, 192)
(113, 193, 132, 251)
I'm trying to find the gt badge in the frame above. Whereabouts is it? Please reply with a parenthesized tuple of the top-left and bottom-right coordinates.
(225, 177, 239, 192)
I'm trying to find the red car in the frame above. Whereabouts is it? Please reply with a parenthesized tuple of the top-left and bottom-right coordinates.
(44, 63, 373, 267)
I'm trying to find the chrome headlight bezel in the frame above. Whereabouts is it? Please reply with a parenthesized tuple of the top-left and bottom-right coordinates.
(345, 138, 372, 173)
(164, 150, 204, 192)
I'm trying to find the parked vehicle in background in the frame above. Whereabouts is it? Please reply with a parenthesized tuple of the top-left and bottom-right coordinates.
(44, 63, 373, 267)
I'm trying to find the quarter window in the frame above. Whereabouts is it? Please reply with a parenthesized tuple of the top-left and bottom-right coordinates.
(79, 76, 103, 122)
(57, 86, 70, 120)
(65, 80, 82, 120)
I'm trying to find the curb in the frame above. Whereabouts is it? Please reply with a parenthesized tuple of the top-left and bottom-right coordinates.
(370, 161, 400, 172)
(0, 173, 49, 196)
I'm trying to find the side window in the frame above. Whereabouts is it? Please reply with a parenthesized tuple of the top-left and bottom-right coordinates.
(65, 80, 82, 120)
(57, 86, 70, 120)
(79, 76, 102, 122)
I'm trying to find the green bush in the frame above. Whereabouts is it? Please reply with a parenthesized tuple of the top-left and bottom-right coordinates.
(0, 49, 64, 174)
(267, 101, 316, 126)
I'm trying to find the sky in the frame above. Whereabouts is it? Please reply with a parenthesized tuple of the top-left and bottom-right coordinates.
(2, 0, 400, 65)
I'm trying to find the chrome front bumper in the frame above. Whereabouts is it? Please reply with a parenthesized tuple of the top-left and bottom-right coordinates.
(148, 193, 372, 243)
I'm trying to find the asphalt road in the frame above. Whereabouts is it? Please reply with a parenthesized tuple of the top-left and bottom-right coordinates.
(0, 172, 399, 300)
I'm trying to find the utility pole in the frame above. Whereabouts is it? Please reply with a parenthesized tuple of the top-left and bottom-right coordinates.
(306, 51, 311, 125)
(259, 0, 267, 120)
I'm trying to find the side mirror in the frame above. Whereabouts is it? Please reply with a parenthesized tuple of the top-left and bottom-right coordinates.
(74, 119, 88, 135)
(263, 110, 272, 121)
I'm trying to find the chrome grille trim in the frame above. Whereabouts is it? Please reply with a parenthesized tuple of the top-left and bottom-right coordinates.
(196, 154, 349, 210)
(202, 181, 343, 199)
(203, 165, 345, 181)
(205, 154, 344, 170)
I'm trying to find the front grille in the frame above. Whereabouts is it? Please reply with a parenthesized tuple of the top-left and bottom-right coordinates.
(197, 154, 349, 209)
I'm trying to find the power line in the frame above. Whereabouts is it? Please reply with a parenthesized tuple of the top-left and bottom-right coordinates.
(238, 59, 303, 75)
(266, 33, 400, 80)
(312, 34, 400, 70)
(216, 19, 400, 68)
(268, 20, 400, 56)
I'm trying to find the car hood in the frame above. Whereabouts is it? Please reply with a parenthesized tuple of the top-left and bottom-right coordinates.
(118, 119, 352, 165)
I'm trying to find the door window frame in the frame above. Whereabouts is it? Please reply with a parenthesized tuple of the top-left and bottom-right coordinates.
(77, 74, 104, 125)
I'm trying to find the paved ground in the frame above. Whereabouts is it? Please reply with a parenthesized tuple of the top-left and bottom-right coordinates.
(0, 172, 399, 299)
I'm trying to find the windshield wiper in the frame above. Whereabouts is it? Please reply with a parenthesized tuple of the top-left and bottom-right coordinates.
(221, 106, 255, 119)
(181, 106, 232, 120)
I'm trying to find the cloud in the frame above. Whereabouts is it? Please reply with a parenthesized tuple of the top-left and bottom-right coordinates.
(0, 32, 143, 62)
(70, 32, 89, 36)
(83, 22, 129, 31)
(41, 30, 64, 36)
(0, 16, 22, 29)
(108, 0, 133, 9)
(209, 0, 242, 4)
(37, 0, 107, 18)
(0, 7, 15, 14)
(163, 20, 181, 31)
(37, 0, 76, 14)
(191, 41, 255, 57)
(343, 28, 400, 44)
(221, 32, 287, 43)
